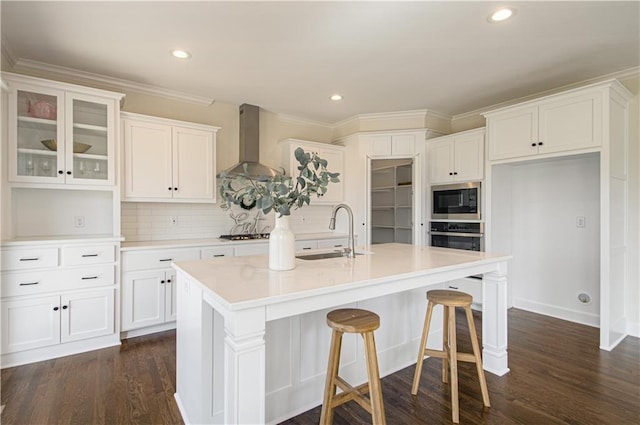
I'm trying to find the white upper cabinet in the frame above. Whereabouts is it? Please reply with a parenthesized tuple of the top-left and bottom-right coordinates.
(280, 138, 345, 205)
(486, 90, 602, 161)
(367, 133, 417, 157)
(428, 129, 484, 184)
(4, 73, 122, 186)
(122, 113, 219, 203)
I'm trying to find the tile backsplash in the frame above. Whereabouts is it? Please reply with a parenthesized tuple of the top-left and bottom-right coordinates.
(121, 202, 335, 242)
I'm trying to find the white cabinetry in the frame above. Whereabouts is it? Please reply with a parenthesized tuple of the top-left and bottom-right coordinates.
(428, 128, 484, 184)
(3, 73, 122, 186)
(280, 139, 345, 204)
(122, 113, 220, 203)
(0, 240, 120, 367)
(486, 90, 602, 161)
(121, 247, 199, 334)
(368, 133, 417, 157)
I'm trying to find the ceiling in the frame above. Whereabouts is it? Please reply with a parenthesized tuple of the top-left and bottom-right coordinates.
(2, 1, 639, 124)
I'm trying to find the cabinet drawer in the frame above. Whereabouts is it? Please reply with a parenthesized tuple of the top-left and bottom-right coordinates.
(201, 246, 234, 259)
(1, 247, 59, 271)
(1, 265, 115, 297)
(446, 278, 482, 304)
(63, 244, 116, 266)
(295, 241, 317, 252)
(317, 238, 349, 249)
(122, 248, 200, 271)
(233, 243, 268, 257)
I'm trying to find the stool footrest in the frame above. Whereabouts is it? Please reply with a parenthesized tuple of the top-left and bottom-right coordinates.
(332, 377, 373, 414)
(422, 349, 448, 359)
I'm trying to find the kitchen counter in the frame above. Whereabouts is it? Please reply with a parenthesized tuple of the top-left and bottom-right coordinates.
(173, 243, 510, 424)
(120, 232, 349, 251)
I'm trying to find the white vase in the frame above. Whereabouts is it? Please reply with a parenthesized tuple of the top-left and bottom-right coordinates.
(269, 215, 296, 271)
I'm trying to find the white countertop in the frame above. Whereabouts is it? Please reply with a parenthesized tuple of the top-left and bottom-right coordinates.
(120, 232, 348, 251)
(1, 235, 124, 247)
(173, 243, 511, 311)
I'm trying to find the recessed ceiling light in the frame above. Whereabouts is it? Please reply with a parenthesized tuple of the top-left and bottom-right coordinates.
(171, 49, 192, 59)
(488, 7, 515, 23)
(330, 94, 343, 101)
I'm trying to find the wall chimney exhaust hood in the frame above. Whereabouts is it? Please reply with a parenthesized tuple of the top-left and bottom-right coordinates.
(220, 103, 282, 178)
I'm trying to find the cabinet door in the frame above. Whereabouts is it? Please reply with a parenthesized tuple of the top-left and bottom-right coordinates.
(391, 134, 415, 156)
(165, 270, 178, 322)
(487, 106, 539, 161)
(453, 133, 484, 181)
(123, 119, 173, 199)
(1, 295, 61, 353)
(316, 147, 344, 204)
(538, 92, 602, 154)
(122, 270, 166, 330)
(428, 139, 454, 184)
(172, 126, 215, 201)
(369, 135, 392, 156)
(60, 289, 115, 343)
(65, 93, 115, 186)
(8, 83, 66, 184)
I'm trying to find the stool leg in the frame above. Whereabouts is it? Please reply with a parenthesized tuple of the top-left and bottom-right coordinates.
(465, 306, 491, 407)
(320, 329, 343, 425)
(442, 305, 449, 384)
(411, 300, 434, 395)
(363, 332, 386, 425)
(448, 306, 459, 423)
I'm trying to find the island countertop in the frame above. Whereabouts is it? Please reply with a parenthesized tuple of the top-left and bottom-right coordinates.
(173, 243, 511, 312)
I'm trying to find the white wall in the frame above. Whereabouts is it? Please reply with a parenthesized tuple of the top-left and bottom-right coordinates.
(508, 154, 601, 326)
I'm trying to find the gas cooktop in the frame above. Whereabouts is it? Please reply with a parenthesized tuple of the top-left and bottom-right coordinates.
(219, 233, 270, 241)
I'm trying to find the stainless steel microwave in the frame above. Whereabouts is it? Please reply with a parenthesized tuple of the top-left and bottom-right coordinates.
(431, 182, 481, 220)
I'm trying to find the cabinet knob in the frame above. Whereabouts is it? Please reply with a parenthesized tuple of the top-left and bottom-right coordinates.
(66, 171, 72, 175)
(167, 279, 171, 283)
(58, 170, 64, 175)
(531, 142, 537, 147)
(161, 280, 165, 284)
(53, 306, 59, 311)
(538, 141, 544, 146)
(449, 172, 453, 176)
(174, 187, 178, 191)
(168, 187, 172, 191)
(62, 305, 68, 310)
(453, 172, 458, 175)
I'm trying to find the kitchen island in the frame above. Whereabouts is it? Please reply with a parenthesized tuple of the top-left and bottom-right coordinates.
(172, 243, 510, 424)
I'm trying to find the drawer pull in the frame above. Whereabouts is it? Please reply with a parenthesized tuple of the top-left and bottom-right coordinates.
(81, 254, 99, 258)
(81, 276, 98, 280)
(334, 244, 343, 247)
(213, 254, 225, 257)
(159, 258, 173, 262)
(19, 257, 39, 262)
(302, 247, 312, 250)
(19, 282, 39, 286)
(448, 285, 459, 290)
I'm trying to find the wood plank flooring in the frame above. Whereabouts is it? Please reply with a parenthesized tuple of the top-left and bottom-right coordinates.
(1, 308, 639, 424)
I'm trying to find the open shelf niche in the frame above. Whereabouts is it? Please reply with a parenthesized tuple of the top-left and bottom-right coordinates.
(370, 159, 413, 244)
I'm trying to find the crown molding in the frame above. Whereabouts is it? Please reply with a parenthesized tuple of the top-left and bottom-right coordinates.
(453, 66, 640, 121)
(277, 113, 333, 128)
(357, 109, 429, 122)
(1, 42, 17, 70)
(12, 59, 216, 106)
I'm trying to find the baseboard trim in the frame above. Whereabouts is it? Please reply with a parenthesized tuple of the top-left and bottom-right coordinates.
(120, 321, 176, 339)
(627, 321, 640, 338)
(513, 298, 600, 328)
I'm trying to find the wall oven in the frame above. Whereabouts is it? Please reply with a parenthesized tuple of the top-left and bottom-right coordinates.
(430, 221, 484, 252)
(431, 182, 481, 220)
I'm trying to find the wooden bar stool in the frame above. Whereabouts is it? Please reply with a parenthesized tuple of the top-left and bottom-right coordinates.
(320, 308, 386, 425)
(411, 290, 490, 423)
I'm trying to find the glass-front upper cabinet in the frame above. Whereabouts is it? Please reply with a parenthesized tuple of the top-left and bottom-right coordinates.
(5, 74, 123, 186)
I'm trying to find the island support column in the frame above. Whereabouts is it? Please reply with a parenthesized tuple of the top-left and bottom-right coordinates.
(482, 261, 509, 376)
(224, 307, 267, 424)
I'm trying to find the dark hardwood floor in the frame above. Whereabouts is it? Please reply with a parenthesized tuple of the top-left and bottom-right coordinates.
(2, 309, 639, 424)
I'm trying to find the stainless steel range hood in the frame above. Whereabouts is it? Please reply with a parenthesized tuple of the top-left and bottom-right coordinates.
(220, 103, 282, 178)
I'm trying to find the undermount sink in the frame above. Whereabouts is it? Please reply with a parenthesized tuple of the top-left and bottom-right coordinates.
(296, 250, 370, 260)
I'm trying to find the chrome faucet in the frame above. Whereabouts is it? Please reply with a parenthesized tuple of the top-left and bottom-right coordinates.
(329, 203, 356, 258)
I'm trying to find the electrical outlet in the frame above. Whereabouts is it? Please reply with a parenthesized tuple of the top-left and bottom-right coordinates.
(169, 216, 178, 226)
(74, 216, 85, 228)
(576, 216, 586, 228)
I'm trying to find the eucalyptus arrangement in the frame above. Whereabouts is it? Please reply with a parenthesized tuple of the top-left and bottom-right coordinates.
(219, 147, 340, 217)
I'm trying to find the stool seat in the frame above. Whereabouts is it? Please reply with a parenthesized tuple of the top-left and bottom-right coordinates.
(321, 308, 386, 425)
(427, 289, 473, 307)
(412, 289, 490, 423)
(327, 308, 380, 333)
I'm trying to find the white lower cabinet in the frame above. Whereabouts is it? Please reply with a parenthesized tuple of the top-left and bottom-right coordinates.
(122, 269, 176, 330)
(1, 288, 115, 354)
(445, 277, 482, 306)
